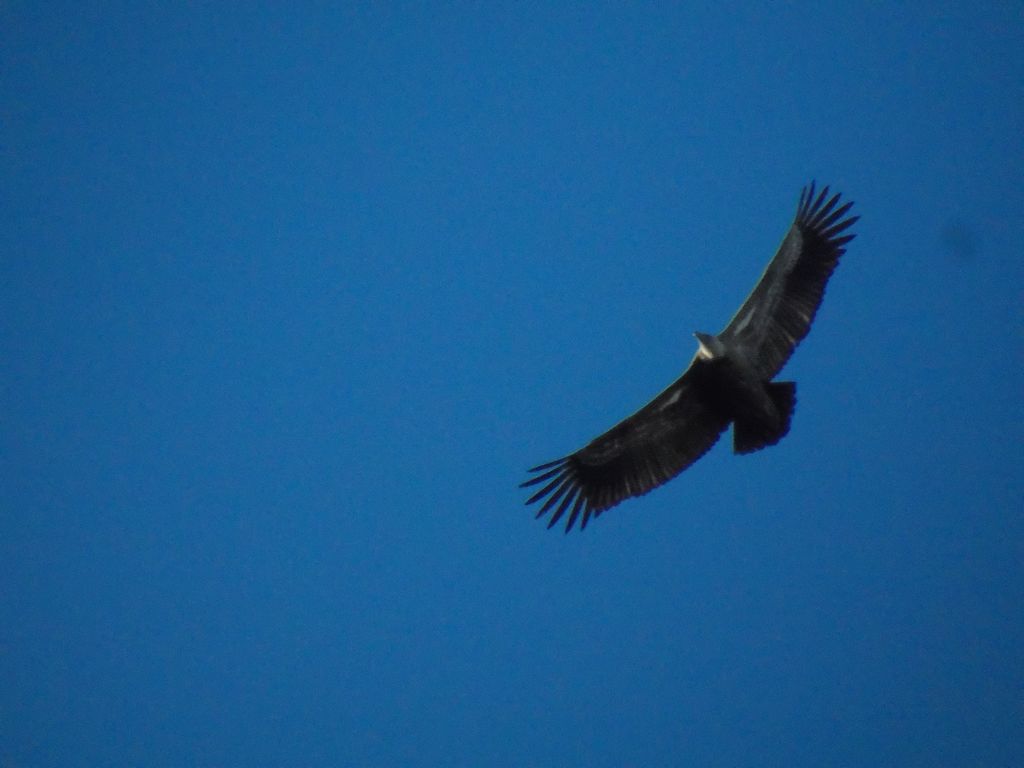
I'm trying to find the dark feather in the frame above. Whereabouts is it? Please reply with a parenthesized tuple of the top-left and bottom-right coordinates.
(722, 182, 859, 378)
(521, 370, 731, 531)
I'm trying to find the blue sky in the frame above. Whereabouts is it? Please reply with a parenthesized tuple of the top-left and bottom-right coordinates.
(2, 3, 1022, 766)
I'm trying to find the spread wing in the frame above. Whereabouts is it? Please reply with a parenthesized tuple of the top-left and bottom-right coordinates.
(521, 362, 730, 532)
(721, 182, 858, 379)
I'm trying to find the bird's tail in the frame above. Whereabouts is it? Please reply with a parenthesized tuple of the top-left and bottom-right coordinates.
(733, 381, 797, 454)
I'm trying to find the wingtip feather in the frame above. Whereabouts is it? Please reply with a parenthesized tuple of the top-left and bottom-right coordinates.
(520, 464, 564, 488)
(527, 457, 567, 472)
(565, 497, 588, 532)
(537, 477, 573, 516)
(525, 474, 565, 505)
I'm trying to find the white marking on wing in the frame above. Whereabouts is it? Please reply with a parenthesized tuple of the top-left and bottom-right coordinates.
(659, 388, 682, 410)
(733, 306, 754, 333)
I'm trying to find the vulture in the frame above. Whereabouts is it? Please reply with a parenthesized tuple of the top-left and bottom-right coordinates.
(522, 182, 858, 532)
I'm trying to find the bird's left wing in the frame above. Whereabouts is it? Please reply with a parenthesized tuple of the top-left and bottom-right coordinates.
(721, 183, 858, 379)
(521, 364, 730, 532)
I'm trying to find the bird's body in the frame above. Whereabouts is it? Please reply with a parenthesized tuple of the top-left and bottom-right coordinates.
(522, 183, 858, 531)
(692, 332, 796, 454)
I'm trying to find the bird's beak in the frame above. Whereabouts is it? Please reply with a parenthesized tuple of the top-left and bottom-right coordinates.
(694, 332, 715, 360)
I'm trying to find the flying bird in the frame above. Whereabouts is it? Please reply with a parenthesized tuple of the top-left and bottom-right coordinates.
(522, 182, 858, 532)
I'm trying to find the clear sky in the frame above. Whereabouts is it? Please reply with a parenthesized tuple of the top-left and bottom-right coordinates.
(2, 3, 1022, 766)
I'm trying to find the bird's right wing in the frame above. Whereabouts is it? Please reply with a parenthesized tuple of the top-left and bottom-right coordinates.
(521, 363, 730, 532)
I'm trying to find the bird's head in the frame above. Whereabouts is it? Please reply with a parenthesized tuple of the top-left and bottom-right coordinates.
(694, 332, 725, 360)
